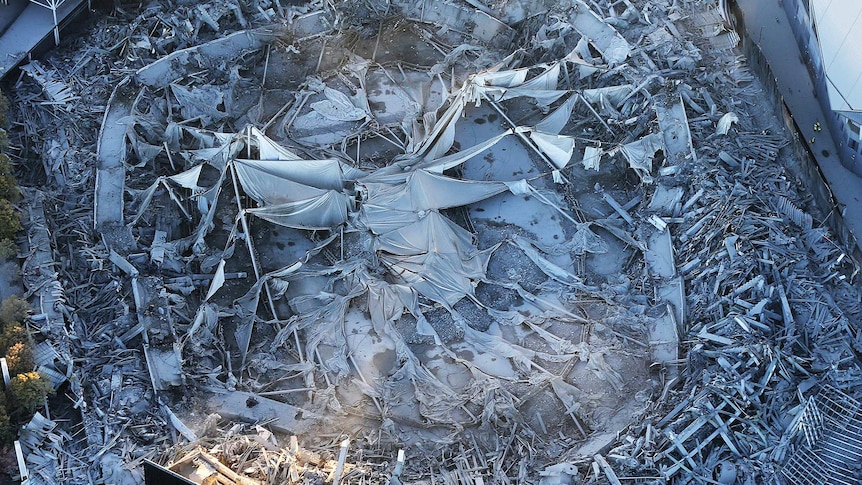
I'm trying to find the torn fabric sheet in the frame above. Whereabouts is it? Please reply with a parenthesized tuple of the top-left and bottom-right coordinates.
(500, 88, 569, 106)
(128, 135, 163, 166)
(362, 170, 509, 217)
(127, 179, 160, 225)
(716, 112, 739, 135)
(170, 83, 227, 124)
(416, 130, 513, 173)
(232, 160, 329, 205)
(582, 85, 634, 108)
(233, 157, 359, 190)
(366, 280, 411, 334)
(529, 130, 576, 169)
(474, 68, 529, 88)
(568, 0, 631, 66)
(167, 164, 204, 190)
(518, 63, 561, 91)
(512, 236, 584, 287)
(536, 94, 579, 134)
(374, 210, 475, 256)
(245, 191, 350, 229)
(404, 171, 509, 210)
(564, 47, 602, 78)
(310, 87, 368, 121)
(617, 133, 664, 183)
(582, 145, 604, 170)
(413, 96, 465, 160)
(377, 229, 492, 306)
(204, 260, 226, 301)
(248, 126, 303, 161)
(570, 223, 609, 255)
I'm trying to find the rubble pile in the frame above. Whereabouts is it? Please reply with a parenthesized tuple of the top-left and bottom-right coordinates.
(5, 0, 861, 483)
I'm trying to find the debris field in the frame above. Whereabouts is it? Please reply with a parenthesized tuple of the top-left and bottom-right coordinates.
(6, 0, 862, 483)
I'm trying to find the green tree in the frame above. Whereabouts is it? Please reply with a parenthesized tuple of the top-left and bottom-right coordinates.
(0, 325, 26, 355)
(0, 239, 15, 260)
(0, 296, 28, 327)
(0, 392, 12, 445)
(0, 92, 9, 129)
(5, 342, 33, 377)
(9, 372, 52, 414)
(0, 154, 19, 202)
(0, 200, 19, 242)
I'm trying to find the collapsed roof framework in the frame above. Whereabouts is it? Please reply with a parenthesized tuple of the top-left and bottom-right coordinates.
(103, 1, 663, 458)
(7, 0, 862, 483)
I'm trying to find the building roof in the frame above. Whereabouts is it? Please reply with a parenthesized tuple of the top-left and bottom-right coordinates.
(812, 0, 862, 113)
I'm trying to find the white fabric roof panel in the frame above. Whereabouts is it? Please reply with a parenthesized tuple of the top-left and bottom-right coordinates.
(250, 126, 304, 160)
(233, 159, 329, 205)
(474, 68, 529, 88)
(416, 130, 513, 173)
(234, 158, 357, 190)
(361, 170, 509, 218)
(358, 205, 421, 235)
(404, 170, 509, 211)
(374, 211, 475, 257)
(246, 191, 350, 229)
(517, 63, 561, 91)
(529, 131, 576, 169)
(812, 0, 862, 112)
(536, 94, 579, 134)
(374, 211, 489, 305)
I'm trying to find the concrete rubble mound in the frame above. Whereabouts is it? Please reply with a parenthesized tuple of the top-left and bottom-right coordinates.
(5, 0, 861, 483)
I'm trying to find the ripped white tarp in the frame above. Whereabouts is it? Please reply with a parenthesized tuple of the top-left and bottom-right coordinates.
(246, 191, 350, 229)
(499, 88, 569, 107)
(234, 235, 339, 317)
(518, 63, 561, 91)
(375, 211, 490, 305)
(185, 138, 241, 170)
(536, 94, 579, 134)
(249, 126, 303, 161)
(417, 130, 513, 173)
(582, 145, 604, 171)
(512, 236, 584, 287)
(414, 95, 466, 160)
(127, 179, 160, 225)
(233, 157, 362, 190)
(365, 278, 441, 343)
(618, 133, 664, 182)
(127, 133, 163, 166)
(570, 223, 609, 254)
(193, 175, 226, 253)
(564, 48, 602, 78)
(205, 259, 226, 301)
(715, 112, 739, 135)
(310, 87, 368, 121)
(358, 205, 421, 234)
(406, 170, 509, 210)
(379, 249, 488, 306)
(375, 210, 474, 256)
(367, 280, 412, 333)
(363, 170, 509, 215)
(582, 84, 633, 108)
(529, 131, 575, 169)
(233, 160, 329, 205)
(170, 83, 227, 124)
(167, 164, 204, 190)
(473, 68, 529, 88)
